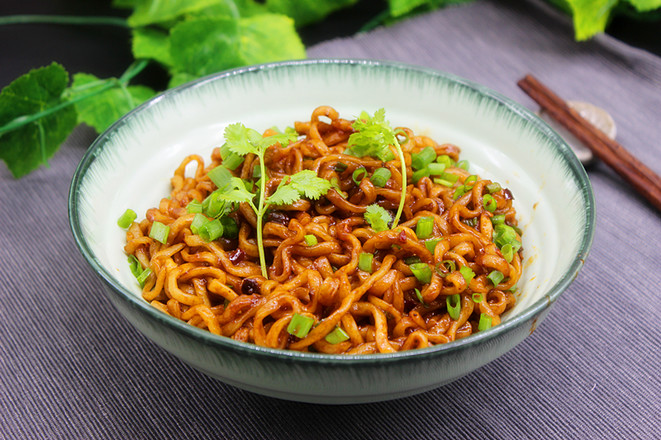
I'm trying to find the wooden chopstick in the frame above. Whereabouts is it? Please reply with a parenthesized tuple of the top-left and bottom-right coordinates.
(517, 74, 661, 212)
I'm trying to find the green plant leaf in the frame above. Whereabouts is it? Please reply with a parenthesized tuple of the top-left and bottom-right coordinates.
(132, 28, 173, 67)
(239, 14, 306, 64)
(566, 0, 619, 40)
(0, 63, 77, 178)
(127, 0, 229, 27)
(267, 181, 300, 206)
(265, 0, 358, 26)
(364, 204, 392, 232)
(287, 169, 332, 200)
(69, 73, 156, 133)
(169, 17, 244, 78)
(627, 0, 661, 11)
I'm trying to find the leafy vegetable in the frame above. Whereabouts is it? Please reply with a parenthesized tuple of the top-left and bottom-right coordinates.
(219, 123, 330, 277)
(347, 109, 407, 227)
(364, 204, 392, 232)
(0, 63, 77, 178)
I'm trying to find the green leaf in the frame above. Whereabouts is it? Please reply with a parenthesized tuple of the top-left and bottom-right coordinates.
(288, 169, 332, 200)
(566, 0, 619, 40)
(627, 0, 661, 11)
(389, 0, 430, 16)
(0, 63, 77, 178)
(169, 17, 244, 78)
(238, 14, 306, 65)
(267, 182, 300, 206)
(224, 123, 263, 156)
(347, 108, 398, 162)
(132, 28, 173, 67)
(364, 204, 392, 232)
(127, 0, 228, 27)
(69, 73, 155, 133)
(265, 0, 358, 26)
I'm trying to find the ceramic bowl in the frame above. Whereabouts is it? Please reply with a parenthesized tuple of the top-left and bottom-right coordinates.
(69, 59, 595, 404)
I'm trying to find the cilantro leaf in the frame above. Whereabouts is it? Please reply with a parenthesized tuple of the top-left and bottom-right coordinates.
(0, 63, 77, 178)
(224, 123, 296, 157)
(69, 73, 155, 133)
(364, 204, 392, 232)
(346, 108, 397, 161)
(268, 170, 332, 206)
(288, 169, 332, 200)
(267, 180, 300, 206)
(220, 177, 257, 205)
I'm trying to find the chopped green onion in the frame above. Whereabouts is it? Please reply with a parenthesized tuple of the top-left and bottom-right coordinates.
(352, 167, 367, 185)
(425, 238, 441, 254)
(186, 200, 203, 214)
(127, 255, 142, 279)
(287, 313, 315, 338)
(446, 294, 461, 320)
(472, 293, 484, 303)
(483, 194, 497, 212)
(359, 252, 373, 273)
(493, 224, 522, 253)
(416, 216, 434, 239)
(404, 256, 421, 265)
(487, 270, 505, 286)
(459, 265, 475, 284)
(136, 268, 151, 286)
(325, 326, 350, 344)
(411, 167, 430, 183)
(464, 175, 478, 186)
(207, 165, 233, 190)
(334, 162, 348, 173)
(491, 214, 506, 225)
(501, 243, 514, 262)
(453, 185, 468, 199)
(464, 217, 478, 228)
(219, 216, 239, 239)
(202, 191, 228, 218)
(411, 146, 436, 170)
(436, 154, 455, 167)
(478, 313, 492, 331)
(370, 167, 391, 187)
(486, 182, 502, 193)
(457, 159, 470, 171)
(252, 165, 261, 179)
(198, 218, 223, 242)
(220, 143, 245, 171)
(117, 209, 137, 229)
(304, 234, 318, 246)
(410, 262, 432, 284)
(330, 177, 347, 198)
(433, 178, 455, 187)
(427, 162, 446, 175)
(222, 153, 244, 171)
(149, 221, 169, 244)
(190, 213, 210, 235)
(442, 260, 456, 273)
(414, 288, 426, 305)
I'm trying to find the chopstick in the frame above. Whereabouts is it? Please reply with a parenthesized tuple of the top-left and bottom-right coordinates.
(517, 74, 661, 212)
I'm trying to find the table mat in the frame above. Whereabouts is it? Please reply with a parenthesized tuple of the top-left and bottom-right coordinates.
(2, 0, 659, 438)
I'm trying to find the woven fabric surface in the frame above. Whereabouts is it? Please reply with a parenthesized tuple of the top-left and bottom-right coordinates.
(1, 0, 659, 438)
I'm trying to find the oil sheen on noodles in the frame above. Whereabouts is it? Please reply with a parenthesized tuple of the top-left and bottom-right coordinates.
(123, 106, 522, 355)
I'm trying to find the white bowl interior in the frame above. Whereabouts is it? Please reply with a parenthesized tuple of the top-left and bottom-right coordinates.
(76, 60, 591, 330)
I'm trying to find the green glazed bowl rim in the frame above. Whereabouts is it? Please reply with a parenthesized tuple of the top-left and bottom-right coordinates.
(69, 58, 596, 365)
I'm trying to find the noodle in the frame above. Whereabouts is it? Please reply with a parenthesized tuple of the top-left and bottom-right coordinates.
(124, 106, 522, 354)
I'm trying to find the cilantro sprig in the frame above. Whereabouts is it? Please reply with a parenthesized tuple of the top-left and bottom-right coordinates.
(219, 123, 331, 278)
(345, 109, 407, 228)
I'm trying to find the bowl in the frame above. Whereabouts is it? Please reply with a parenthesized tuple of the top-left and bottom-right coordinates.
(69, 59, 595, 404)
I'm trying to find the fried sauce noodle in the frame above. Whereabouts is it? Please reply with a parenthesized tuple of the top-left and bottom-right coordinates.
(124, 106, 522, 354)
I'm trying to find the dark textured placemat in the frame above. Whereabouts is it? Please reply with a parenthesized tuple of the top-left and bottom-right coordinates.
(1, 1, 659, 438)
